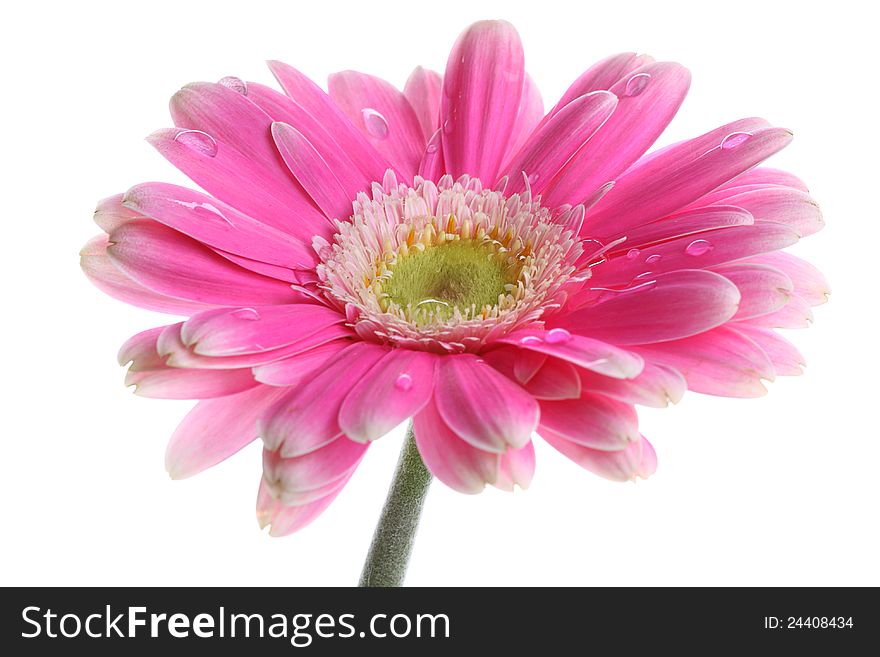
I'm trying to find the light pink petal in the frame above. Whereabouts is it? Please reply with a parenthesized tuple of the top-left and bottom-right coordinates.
(165, 384, 289, 479)
(525, 357, 582, 400)
(498, 330, 644, 379)
(270, 122, 352, 220)
(713, 263, 793, 320)
(434, 354, 539, 452)
(418, 129, 445, 181)
(579, 362, 686, 408)
(589, 223, 800, 288)
(253, 340, 351, 386)
(493, 441, 536, 491)
(481, 346, 546, 384)
(118, 326, 168, 371)
(106, 220, 300, 306)
(559, 270, 740, 345)
(413, 397, 500, 494)
(539, 393, 639, 451)
(631, 326, 774, 398)
(729, 325, 805, 376)
(705, 187, 823, 237)
(328, 71, 425, 175)
(502, 91, 618, 195)
(543, 430, 656, 482)
(707, 167, 809, 195)
(502, 74, 545, 168)
(211, 250, 297, 283)
(122, 182, 316, 268)
(257, 474, 351, 537)
(441, 20, 525, 181)
(339, 349, 436, 443)
(543, 61, 691, 208)
(745, 294, 814, 328)
(615, 205, 754, 248)
(180, 304, 343, 357)
(126, 365, 257, 400)
(94, 194, 141, 233)
(404, 67, 443, 141)
(80, 236, 214, 315)
(739, 252, 829, 306)
(267, 60, 392, 181)
(260, 342, 388, 457)
(262, 438, 366, 501)
(586, 125, 793, 238)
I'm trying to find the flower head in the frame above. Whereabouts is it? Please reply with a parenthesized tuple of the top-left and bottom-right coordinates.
(82, 20, 827, 536)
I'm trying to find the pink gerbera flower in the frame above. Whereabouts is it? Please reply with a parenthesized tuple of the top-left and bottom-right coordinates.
(82, 20, 827, 581)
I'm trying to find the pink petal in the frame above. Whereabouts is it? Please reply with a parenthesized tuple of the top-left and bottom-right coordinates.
(739, 252, 829, 306)
(118, 326, 168, 371)
(418, 129, 445, 181)
(705, 187, 824, 237)
(543, 430, 656, 482)
(165, 384, 289, 479)
(613, 205, 754, 248)
(502, 73, 545, 168)
(441, 20, 525, 181)
(542, 61, 691, 208)
(260, 342, 388, 457)
(559, 269, 740, 344)
(481, 346, 546, 384)
(211, 250, 298, 283)
(502, 91, 618, 195)
(80, 235, 214, 315)
(338, 349, 436, 443)
(589, 223, 800, 288)
(498, 329, 644, 379)
(434, 354, 539, 452)
(579, 362, 686, 408)
(267, 60, 392, 181)
(270, 122, 352, 220)
(707, 167, 809, 195)
(256, 474, 350, 537)
(586, 125, 793, 238)
(413, 397, 500, 494)
(713, 263, 793, 320)
(126, 366, 257, 399)
(328, 70, 425, 176)
(94, 193, 141, 233)
(631, 326, 774, 398)
(404, 66, 443, 141)
(746, 294, 814, 328)
(729, 325, 805, 376)
(106, 220, 300, 306)
(262, 438, 366, 501)
(253, 340, 351, 386)
(123, 182, 316, 268)
(524, 357, 582, 400)
(180, 304, 344, 357)
(493, 441, 536, 491)
(539, 393, 639, 451)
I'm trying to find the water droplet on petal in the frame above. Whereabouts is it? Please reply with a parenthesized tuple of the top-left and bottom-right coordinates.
(361, 108, 389, 140)
(545, 328, 572, 344)
(173, 130, 218, 157)
(624, 73, 651, 97)
(442, 118, 454, 134)
(520, 335, 543, 346)
(426, 141, 439, 154)
(626, 248, 641, 260)
(395, 373, 413, 391)
(721, 132, 752, 150)
(231, 307, 260, 320)
(685, 239, 714, 256)
(645, 254, 663, 264)
(219, 76, 248, 95)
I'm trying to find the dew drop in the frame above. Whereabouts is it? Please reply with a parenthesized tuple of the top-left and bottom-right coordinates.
(395, 373, 413, 391)
(361, 108, 389, 139)
(626, 248, 641, 260)
(721, 132, 752, 150)
(520, 335, 543, 346)
(426, 140, 439, 154)
(231, 307, 260, 320)
(173, 130, 218, 157)
(685, 239, 714, 256)
(219, 76, 248, 95)
(624, 73, 651, 97)
(645, 254, 663, 264)
(545, 328, 572, 345)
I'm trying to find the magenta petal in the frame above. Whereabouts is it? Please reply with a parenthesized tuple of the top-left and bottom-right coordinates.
(165, 384, 289, 479)
(498, 330, 644, 379)
(615, 205, 754, 248)
(328, 70, 425, 176)
(493, 441, 536, 491)
(632, 326, 775, 398)
(704, 187, 823, 237)
(404, 66, 443, 141)
(713, 263, 793, 320)
(253, 341, 350, 386)
(503, 73, 545, 169)
(441, 20, 525, 182)
(525, 358, 582, 400)
(729, 325, 805, 376)
(560, 270, 740, 344)
(413, 397, 500, 494)
(579, 362, 686, 408)
(127, 365, 257, 400)
(740, 252, 829, 306)
(543, 430, 656, 482)
(339, 350, 436, 443)
(256, 475, 350, 537)
(262, 438, 366, 499)
(260, 342, 388, 457)
(434, 354, 538, 452)
(539, 393, 639, 451)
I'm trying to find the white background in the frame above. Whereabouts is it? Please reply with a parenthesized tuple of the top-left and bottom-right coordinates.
(1, 0, 877, 586)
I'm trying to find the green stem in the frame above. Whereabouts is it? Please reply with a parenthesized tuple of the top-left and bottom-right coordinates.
(358, 422, 432, 587)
